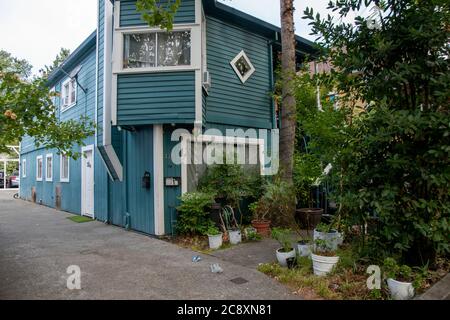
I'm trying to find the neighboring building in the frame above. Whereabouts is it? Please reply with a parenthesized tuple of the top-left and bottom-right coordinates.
(19, 0, 315, 236)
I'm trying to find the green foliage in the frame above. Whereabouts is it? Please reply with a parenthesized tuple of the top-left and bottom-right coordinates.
(176, 191, 216, 235)
(205, 225, 221, 236)
(383, 258, 425, 288)
(198, 164, 264, 208)
(272, 227, 294, 252)
(0, 50, 32, 79)
(293, 153, 322, 207)
(255, 179, 297, 226)
(0, 50, 95, 157)
(303, 0, 450, 264)
(136, 0, 181, 31)
(41, 48, 70, 78)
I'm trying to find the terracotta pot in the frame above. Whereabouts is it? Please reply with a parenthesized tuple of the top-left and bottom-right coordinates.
(251, 220, 271, 237)
(296, 208, 323, 230)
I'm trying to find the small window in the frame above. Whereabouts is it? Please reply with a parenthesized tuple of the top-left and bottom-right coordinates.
(22, 159, 27, 178)
(60, 154, 70, 183)
(123, 31, 191, 69)
(36, 156, 43, 181)
(61, 78, 77, 111)
(230, 50, 256, 83)
(45, 154, 53, 182)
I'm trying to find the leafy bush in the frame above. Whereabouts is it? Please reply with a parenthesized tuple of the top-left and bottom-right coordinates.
(205, 226, 221, 236)
(176, 192, 216, 236)
(198, 164, 264, 208)
(303, 0, 450, 265)
(258, 179, 297, 226)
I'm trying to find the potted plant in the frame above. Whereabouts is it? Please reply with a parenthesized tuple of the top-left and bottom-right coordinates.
(294, 153, 324, 230)
(311, 239, 340, 276)
(272, 228, 296, 267)
(313, 222, 340, 252)
(297, 236, 312, 257)
(249, 201, 271, 237)
(220, 205, 242, 245)
(383, 258, 420, 300)
(206, 226, 223, 250)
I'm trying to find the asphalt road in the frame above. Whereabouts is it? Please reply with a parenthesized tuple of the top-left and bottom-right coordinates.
(0, 191, 296, 300)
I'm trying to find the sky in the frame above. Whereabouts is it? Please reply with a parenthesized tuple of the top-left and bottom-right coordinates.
(0, 0, 365, 75)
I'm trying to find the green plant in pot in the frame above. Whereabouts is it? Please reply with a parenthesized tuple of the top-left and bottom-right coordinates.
(205, 225, 223, 250)
(297, 235, 312, 257)
(313, 222, 341, 252)
(294, 153, 324, 231)
(383, 258, 423, 300)
(311, 238, 340, 276)
(249, 201, 271, 237)
(272, 228, 296, 268)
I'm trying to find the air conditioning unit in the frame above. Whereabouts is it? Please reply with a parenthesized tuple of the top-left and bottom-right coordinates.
(203, 70, 211, 91)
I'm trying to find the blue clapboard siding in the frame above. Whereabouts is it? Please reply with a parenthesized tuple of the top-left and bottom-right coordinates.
(116, 71, 196, 125)
(20, 41, 97, 216)
(107, 127, 155, 235)
(205, 16, 273, 129)
(119, 0, 196, 27)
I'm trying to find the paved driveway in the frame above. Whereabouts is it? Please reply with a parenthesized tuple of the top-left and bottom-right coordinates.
(0, 191, 296, 300)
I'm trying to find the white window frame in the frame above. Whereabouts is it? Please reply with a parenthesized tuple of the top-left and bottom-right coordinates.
(36, 155, 43, 182)
(61, 78, 77, 112)
(179, 134, 266, 194)
(115, 27, 195, 74)
(60, 153, 70, 183)
(45, 153, 53, 182)
(230, 50, 256, 84)
(22, 159, 27, 178)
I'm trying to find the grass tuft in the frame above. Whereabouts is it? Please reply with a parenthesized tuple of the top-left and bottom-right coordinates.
(67, 216, 94, 223)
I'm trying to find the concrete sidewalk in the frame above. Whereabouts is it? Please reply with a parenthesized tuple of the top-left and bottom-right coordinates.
(0, 191, 297, 300)
(416, 274, 450, 300)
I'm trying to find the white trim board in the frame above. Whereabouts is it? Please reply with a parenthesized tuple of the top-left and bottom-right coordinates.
(153, 125, 165, 236)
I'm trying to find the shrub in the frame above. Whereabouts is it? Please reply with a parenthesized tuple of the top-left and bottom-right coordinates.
(176, 192, 216, 236)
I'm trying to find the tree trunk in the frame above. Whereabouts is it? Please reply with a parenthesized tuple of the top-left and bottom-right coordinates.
(279, 0, 296, 184)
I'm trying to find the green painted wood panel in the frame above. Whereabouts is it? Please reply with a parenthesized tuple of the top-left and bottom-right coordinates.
(119, 0, 196, 27)
(205, 16, 273, 129)
(107, 127, 155, 234)
(117, 71, 196, 126)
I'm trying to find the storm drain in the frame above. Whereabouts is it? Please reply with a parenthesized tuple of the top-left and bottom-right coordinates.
(230, 277, 249, 285)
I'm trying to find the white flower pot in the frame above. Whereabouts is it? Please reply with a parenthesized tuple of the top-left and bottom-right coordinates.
(387, 278, 415, 300)
(311, 253, 340, 276)
(276, 248, 296, 267)
(313, 229, 339, 251)
(297, 243, 312, 257)
(229, 230, 242, 245)
(208, 233, 223, 250)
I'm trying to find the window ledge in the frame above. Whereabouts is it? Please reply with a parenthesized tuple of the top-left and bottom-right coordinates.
(61, 103, 77, 113)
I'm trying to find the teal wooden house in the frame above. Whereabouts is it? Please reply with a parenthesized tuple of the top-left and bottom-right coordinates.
(19, 0, 315, 236)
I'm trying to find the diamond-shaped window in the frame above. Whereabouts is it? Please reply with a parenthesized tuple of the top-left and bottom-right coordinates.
(230, 50, 255, 83)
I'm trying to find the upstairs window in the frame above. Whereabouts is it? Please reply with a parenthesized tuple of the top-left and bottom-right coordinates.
(123, 31, 191, 69)
(36, 156, 43, 181)
(61, 78, 77, 111)
(230, 50, 256, 84)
